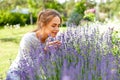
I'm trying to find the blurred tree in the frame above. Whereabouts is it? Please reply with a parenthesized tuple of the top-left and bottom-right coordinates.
(99, 0, 120, 19)
(11, 0, 27, 8)
(27, 0, 43, 10)
(43, 0, 63, 12)
(67, 0, 86, 26)
(0, 0, 12, 10)
(64, 0, 75, 17)
(0, 0, 65, 26)
(0, 0, 27, 10)
(0, 0, 63, 12)
(109, 0, 120, 15)
(26, 0, 64, 16)
(85, 1, 96, 9)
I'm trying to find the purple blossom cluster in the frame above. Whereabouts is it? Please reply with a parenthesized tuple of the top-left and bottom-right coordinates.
(14, 25, 120, 80)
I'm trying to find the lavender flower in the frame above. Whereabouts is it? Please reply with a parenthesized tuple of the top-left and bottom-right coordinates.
(6, 22, 120, 80)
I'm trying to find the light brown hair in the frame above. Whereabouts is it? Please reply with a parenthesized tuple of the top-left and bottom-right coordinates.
(33, 9, 62, 32)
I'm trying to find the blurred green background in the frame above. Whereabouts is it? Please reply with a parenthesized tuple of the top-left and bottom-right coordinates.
(0, 0, 120, 27)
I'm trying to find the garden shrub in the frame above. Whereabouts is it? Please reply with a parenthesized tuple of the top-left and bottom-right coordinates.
(67, 1, 86, 26)
(83, 13, 95, 21)
(0, 11, 36, 27)
(112, 30, 120, 56)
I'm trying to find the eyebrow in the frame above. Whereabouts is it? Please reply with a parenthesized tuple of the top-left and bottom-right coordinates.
(52, 23, 60, 26)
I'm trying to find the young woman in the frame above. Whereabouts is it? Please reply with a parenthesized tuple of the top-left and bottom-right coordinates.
(6, 9, 62, 80)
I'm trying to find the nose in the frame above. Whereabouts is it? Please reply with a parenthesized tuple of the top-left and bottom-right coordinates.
(55, 26, 59, 31)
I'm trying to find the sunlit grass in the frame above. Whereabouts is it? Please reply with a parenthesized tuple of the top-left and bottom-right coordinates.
(0, 25, 34, 79)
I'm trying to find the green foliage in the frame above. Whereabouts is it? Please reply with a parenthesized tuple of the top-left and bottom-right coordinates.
(44, 1, 63, 13)
(112, 30, 120, 56)
(67, 0, 87, 26)
(68, 11, 83, 26)
(0, 11, 36, 26)
(110, 0, 120, 14)
(27, 0, 37, 8)
(99, 0, 120, 19)
(74, 1, 86, 15)
(0, 0, 27, 10)
(0, 0, 65, 26)
(64, 0, 76, 16)
(83, 13, 95, 21)
(99, 1, 111, 13)
(112, 31, 120, 45)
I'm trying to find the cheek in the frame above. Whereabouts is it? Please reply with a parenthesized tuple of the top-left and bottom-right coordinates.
(46, 29, 53, 35)
(49, 27, 54, 32)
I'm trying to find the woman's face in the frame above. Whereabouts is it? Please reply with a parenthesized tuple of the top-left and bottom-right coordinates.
(44, 16, 61, 37)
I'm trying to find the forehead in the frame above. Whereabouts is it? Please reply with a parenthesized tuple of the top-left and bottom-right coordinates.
(49, 16, 61, 24)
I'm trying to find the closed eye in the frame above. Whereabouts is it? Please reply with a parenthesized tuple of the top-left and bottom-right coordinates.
(52, 26, 56, 28)
(57, 24, 60, 27)
(52, 23, 60, 27)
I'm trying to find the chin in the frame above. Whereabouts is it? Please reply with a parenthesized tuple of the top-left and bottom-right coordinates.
(51, 35, 56, 38)
(51, 36, 56, 38)
(49, 33, 57, 38)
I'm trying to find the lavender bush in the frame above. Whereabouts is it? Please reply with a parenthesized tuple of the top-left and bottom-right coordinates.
(14, 23, 120, 80)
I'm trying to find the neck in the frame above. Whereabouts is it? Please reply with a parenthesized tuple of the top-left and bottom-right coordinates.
(36, 29, 48, 43)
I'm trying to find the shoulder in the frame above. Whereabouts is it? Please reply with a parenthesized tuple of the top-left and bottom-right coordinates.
(23, 32, 35, 39)
(21, 32, 35, 42)
(20, 32, 36, 49)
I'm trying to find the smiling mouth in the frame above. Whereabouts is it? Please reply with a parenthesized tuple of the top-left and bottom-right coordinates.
(52, 32, 57, 35)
